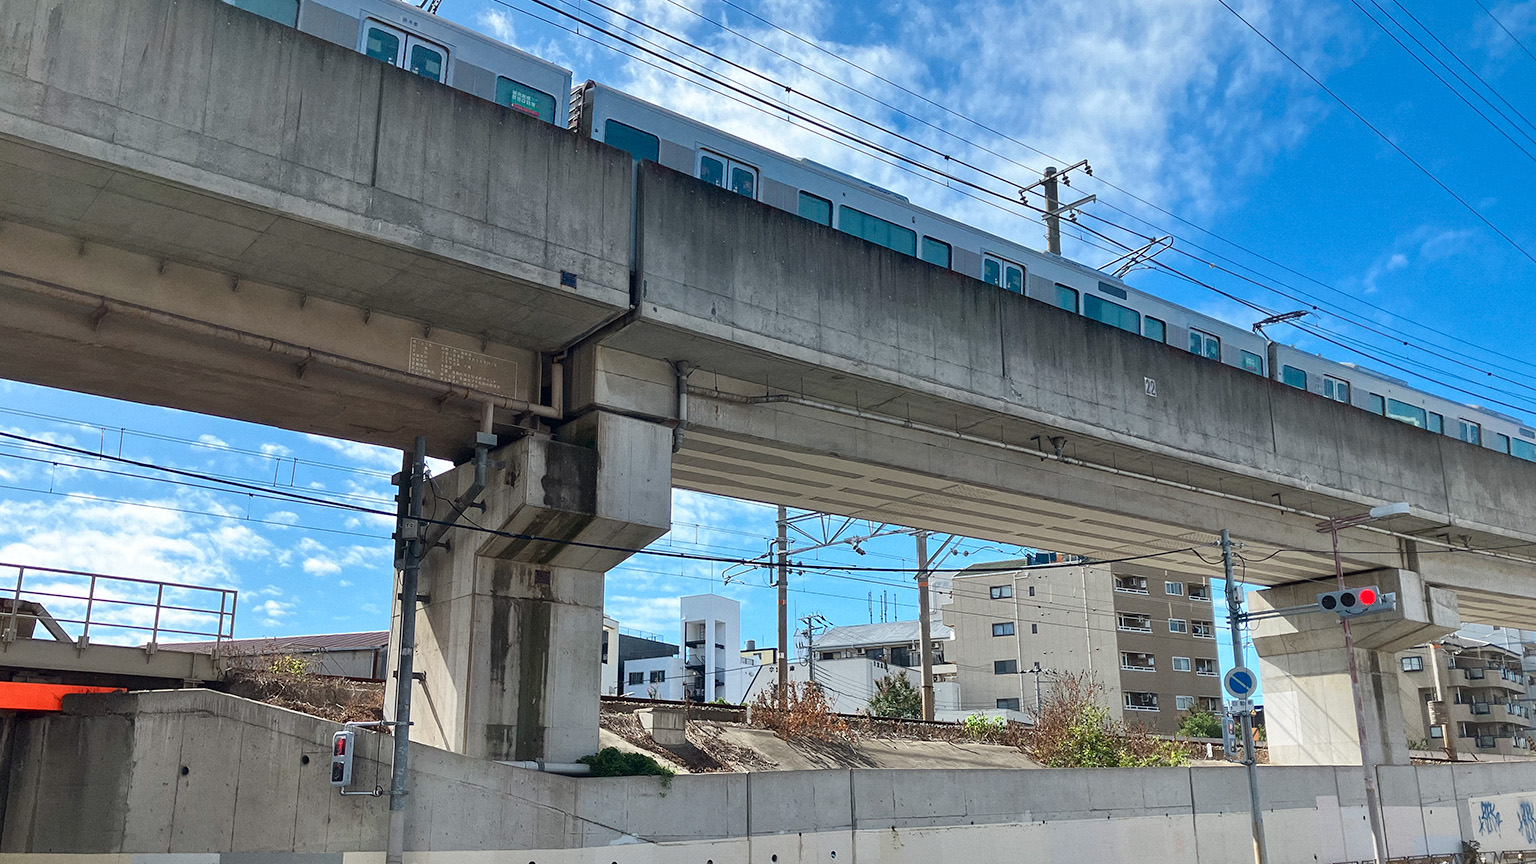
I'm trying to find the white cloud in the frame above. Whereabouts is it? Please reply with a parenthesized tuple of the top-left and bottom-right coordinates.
(260, 442, 293, 458)
(196, 433, 229, 449)
(477, 8, 515, 44)
(304, 434, 401, 470)
(303, 557, 342, 576)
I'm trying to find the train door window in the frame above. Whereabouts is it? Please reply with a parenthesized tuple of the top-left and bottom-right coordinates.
(1144, 316, 1166, 343)
(1083, 294, 1140, 334)
(1324, 376, 1350, 403)
(1494, 433, 1511, 454)
(227, 0, 299, 25)
(698, 150, 758, 199)
(730, 163, 757, 197)
(699, 153, 725, 186)
(496, 77, 556, 123)
(983, 255, 1023, 293)
(840, 206, 916, 256)
(1387, 399, 1427, 428)
(1428, 412, 1444, 434)
(1458, 419, 1481, 445)
(407, 39, 445, 81)
(1282, 365, 1308, 389)
(798, 192, 832, 226)
(1369, 393, 1386, 415)
(1241, 351, 1264, 375)
(364, 22, 404, 65)
(1188, 327, 1220, 360)
(604, 120, 659, 162)
(921, 237, 952, 268)
(1054, 284, 1078, 312)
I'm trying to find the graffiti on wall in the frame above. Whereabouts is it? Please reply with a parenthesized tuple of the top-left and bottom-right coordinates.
(1468, 795, 1536, 850)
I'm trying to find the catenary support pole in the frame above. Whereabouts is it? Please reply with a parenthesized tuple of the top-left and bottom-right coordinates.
(1330, 520, 1388, 864)
(1043, 166, 1062, 255)
(386, 437, 425, 864)
(1223, 530, 1269, 864)
(777, 505, 789, 710)
(915, 530, 935, 721)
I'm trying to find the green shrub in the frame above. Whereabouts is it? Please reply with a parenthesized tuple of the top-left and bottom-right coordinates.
(578, 747, 675, 779)
(961, 713, 1008, 741)
(1177, 709, 1223, 739)
(867, 672, 923, 719)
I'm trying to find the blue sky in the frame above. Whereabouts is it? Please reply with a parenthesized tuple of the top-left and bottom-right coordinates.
(6, 0, 1536, 696)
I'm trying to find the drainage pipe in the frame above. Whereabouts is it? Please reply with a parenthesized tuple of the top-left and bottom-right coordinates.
(497, 760, 593, 775)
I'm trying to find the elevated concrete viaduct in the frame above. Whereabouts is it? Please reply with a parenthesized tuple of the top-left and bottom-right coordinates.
(2, 0, 1535, 765)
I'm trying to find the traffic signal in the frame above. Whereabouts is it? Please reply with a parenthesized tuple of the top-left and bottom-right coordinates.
(330, 729, 355, 787)
(1317, 586, 1396, 618)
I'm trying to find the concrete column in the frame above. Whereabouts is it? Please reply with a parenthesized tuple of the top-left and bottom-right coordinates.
(1252, 569, 1458, 767)
(387, 411, 671, 763)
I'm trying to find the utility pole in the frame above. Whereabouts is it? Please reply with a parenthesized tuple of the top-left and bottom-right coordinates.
(1223, 530, 1268, 864)
(776, 505, 789, 709)
(387, 437, 426, 864)
(915, 530, 935, 721)
(1042, 166, 1061, 255)
(1027, 662, 1050, 720)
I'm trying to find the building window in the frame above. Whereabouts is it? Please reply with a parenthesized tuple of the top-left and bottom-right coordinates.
(1124, 691, 1159, 711)
(1168, 618, 1188, 634)
(839, 206, 916, 256)
(1189, 328, 1220, 360)
(918, 236, 951, 268)
(1121, 651, 1155, 671)
(994, 659, 1018, 675)
(1195, 658, 1219, 677)
(1172, 656, 1191, 672)
(997, 698, 1020, 710)
(627, 671, 643, 685)
(1055, 283, 1079, 312)
(1187, 584, 1210, 601)
(1429, 725, 1445, 739)
(1369, 393, 1386, 415)
(1028, 585, 1035, 597)
(1387, 398, 1428, 428)
(1200, 696, 1222, 712)
(1192, 620, 1215, 639)
(1145, 316, 1167, 343)
(1324, 376, 1350, 403)
(650, 670, 666, 683)
(1402, 655, 1425, 672)
(798, 192, 832, 226)
(1083, 294, 1140, 334)
(990, 585, 1012, 599)
(1118, 613, 1152, 633)
(1175, 695, 1195, 711)
(992, 622, 1015, 637)
(1241, 351, 1264, 375)
(1165, 581, 1184, 596)
(1114, 575, 1148, 594)
(1458, 419, 1482, 445)
(983, 255, 1025, 294)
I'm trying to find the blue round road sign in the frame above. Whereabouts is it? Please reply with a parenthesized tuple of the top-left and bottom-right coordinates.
(1224, 666, 1257, 698)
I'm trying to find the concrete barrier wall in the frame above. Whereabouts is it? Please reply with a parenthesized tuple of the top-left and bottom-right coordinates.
(6, 691, 1536, 862)
(631, 163, 1536, 540)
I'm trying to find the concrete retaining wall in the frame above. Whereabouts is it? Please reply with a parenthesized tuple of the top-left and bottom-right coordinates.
(5, 690, 1536, 862)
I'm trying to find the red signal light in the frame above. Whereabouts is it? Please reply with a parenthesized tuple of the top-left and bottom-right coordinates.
(1358, 588, 1378, 606)
(334, 737, 347, 756)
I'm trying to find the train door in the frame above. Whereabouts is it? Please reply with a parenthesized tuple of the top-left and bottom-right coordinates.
(698, 150, 758, 199)
(362, 20, 449, 83)
(983, 254, 1024, 294)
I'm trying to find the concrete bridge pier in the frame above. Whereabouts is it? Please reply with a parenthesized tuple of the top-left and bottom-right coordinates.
(1251, 569, 1459, 767)
(386, 411, 672, 764)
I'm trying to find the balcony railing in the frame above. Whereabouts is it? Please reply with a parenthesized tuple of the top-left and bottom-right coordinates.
(0, 561, 236, 651)
(1471, 702, 1492, 715)
(1477, 736, 1498, 749)
(1464, 668, 1487, 680)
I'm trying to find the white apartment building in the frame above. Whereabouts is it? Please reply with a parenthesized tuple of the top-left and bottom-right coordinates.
(618, 595, 757, 703)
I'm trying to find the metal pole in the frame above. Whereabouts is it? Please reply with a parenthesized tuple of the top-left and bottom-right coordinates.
(915, 530, 935, 721)
(1331, 520, 1387, 864)
(1034, 664, 1043, 718)
(1223, 530, 1268, 864)
(776, 505, 789, 710)
(386, 437, 426, 864)
(1043, 166, 1062, 255)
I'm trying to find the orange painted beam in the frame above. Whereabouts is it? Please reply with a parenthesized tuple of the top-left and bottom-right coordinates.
(0, 682, 123, 711)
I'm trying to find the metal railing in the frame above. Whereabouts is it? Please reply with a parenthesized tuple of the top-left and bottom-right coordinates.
(0, 562, 236, 652)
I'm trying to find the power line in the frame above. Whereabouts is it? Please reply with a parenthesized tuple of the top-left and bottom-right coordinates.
(1472, 0, 1536, 67)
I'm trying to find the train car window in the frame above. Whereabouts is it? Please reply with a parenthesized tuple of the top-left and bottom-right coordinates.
(1369, 393, 1386, 415)
(226, 0, 299, 26)
(1188, 328, 1220, 360)
(921, 237, 952, 268)
(1324, 376, 1350, 403)
(496, 77, 556, 122)
(729, 164, 757, 198)
(1083, 294, 1139, 334)
(798, 193, 832, 226)
(1144, 317, 1166, 343)
(1387, 399, 1427, 428)
(1514, 438, 1536, 462)
(984, 258, 1000, 286)
(408, 41, 445, 81)
(983, 256, 1023, 293)
(841, 207, 916, 256)
(1282, 366, 1308, 389)
(1458, 419, 1481, 445)
(604, 120, 659, 162)
(1494, 433, 1511, 454)
(1054, 284, 1078, 313)
(1428, 413, 1444, 434)
(699, 153, 725, 186)
(364, 24, 403, 65)
(1241, 351, 1264, 375)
